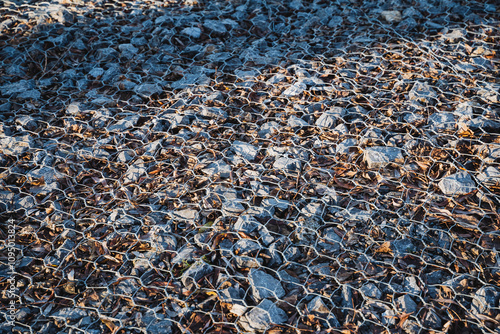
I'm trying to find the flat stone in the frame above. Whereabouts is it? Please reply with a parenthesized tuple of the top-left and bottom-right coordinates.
(315, 108, 344, 129)
(108, 115, 140, 132)
(222, 201, 245, 216)
(170, 209, 199, 221)
(428, 112, 456, 132)
(301, 202, 323, 217)
(233, 141, 259, 160)
(381, 10, 402, 23)
(134, 83, 162, 98)
(403, 276, 422, 295)
(51, 308, 87, 322)
(171, 247, 196, 266)
(364, 146, 404, 169)
(267, 74, 286, 84)
(438, 171, 476, 195)
(219, 287, 247, 316)
(319, 228, 342, 252)
(0, 135, 33, 155)
(466, 116, 500, 130)
(392, 239, 415, 255)
(181, 260, 213, 289)
(234, 239, 262, 256)
(123, 165, 147, 183)
(471, 286, 499, 315)
(239, 299, 288, 332)
(283, 82, 306, 97)
(409, 82, 437, 103)
(423, 309, 442, 329)
(287, 115, 308, 128)
(361, 283, 382, 299)
(119, 43, 138, 59)
(395, 295, 418, 314)
(273, 156, 301, 172)
(250, 181, 270, 197)
(202, 160, 231, 178)
(115, 278, 140, 295)
(203, 20, 227, 34)
(248, 269, 285, 302)
(477, 167, 500, 188)
(336, 138, 357, 154)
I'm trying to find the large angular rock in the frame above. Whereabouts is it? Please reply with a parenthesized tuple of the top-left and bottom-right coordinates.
(409, 82, 437, 103)
(438, 171, 476, 195)
(308, 296, 340, 327)
(364, 146, 404, 169)
(233, 141, 259, 160)
(202, 160, 231, 178)
(219, 287, 247, 316)
(181, 260, 213, 289)
(239, 299, 288, 332)
(395, 295, 418, 314)
(428, 112, 456, 132)
(258, 121, 281, 138)
(0, 135, 33, 155)
(477, 167, 500, 188)
(471, 286, 499, 315)
(361, 283, 382, 299)
(283, 82, 306, 97)
(273, 156, 301, 172)
(248, 269, 285, 302)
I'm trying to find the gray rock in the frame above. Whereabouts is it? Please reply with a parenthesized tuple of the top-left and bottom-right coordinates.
(123, 165, 147, 183)
(395, 295, 418, 314)
(222, 201, 246, 216)
(423, 309, 442, 329)
(181, 260, 213, 289)
(428, 112, 456, 132)
(0, 135, 33, 155)
(471, 286, 499, 315)
(119, 44, 138, 59)
(51, 308, 87, 322)
(117, 150, 135, 163)
(328, 16, 343, 28)
(267, 74, 286, 84)
(361, 283, 382, 299)
(283, 246, 301, 262)
(308, 296, 341, 327)
(261, 198, 289, 215)
(170, 209, 199, 221)
(392, 239, 414, 255)
(219, 287, 247, 316)
(248, 269, 285, 302)
(16, 115, 37, 130)
(234, 239, 262, 256)
(202, 160, 231, 178)
(403, 276, 422, 295)
(199, 106, 227, 120)
(364, 146, 404, 169)
(319, 228, 342, 253)
(467, 116, 500, 130)
(336, 138, 357, 154)
(171, 247, 196, 266)
(381, 10, 402, 23)
(250, 181, 270, 197)
(1, 80, 35, 96)
(134, 83, 162, 97)
(273, 156, 301, 172)
(203, 20, 227, 34)
(341, 285, 354, 309)
(233, 141, 259, 160)
(239, 299, 288, 332)
(409, 82, 437, 103)
(301, 202, 323, 217)
(337, 208, 371, 222)
(315, 108, 344, 129)
(108, 115, 140, 132)
(115, 278, 140, 295)
(438, 171, 476, 195)
(234, 216, 259, 233)
(477, 167, 500, 188)
(283, 82, 306, 97)
(154, 232, 177, 252)
(287, 115, 308, 128)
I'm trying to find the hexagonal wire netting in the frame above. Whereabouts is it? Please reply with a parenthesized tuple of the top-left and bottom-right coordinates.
(0, 0, 499, 333)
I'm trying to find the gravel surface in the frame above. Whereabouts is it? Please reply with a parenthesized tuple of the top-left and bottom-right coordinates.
(0, 0, 499, 333)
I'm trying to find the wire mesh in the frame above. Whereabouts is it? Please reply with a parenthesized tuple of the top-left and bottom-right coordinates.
(0, 0, 499, 333)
